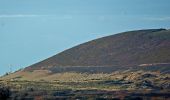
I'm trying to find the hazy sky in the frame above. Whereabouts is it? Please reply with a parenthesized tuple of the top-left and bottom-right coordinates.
(0, 0, 170, 75)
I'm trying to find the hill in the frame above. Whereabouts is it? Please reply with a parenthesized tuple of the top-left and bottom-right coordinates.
(24, 29, 170, 72)
(1, 29, 170, 92)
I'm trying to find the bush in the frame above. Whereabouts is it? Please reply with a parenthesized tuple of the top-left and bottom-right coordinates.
(0, 86, 11, 100)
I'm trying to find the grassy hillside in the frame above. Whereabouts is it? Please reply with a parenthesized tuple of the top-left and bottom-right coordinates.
(1, 70, 170, 99)
(1, 28, 170, 99)
(25, 29, 170, 71)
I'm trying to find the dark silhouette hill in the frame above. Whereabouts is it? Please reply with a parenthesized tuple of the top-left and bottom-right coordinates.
(25, 29, 170, 72)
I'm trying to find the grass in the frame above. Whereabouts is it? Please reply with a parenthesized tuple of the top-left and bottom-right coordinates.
(1, 70, 170, 99)
(1, 70, 170, 91)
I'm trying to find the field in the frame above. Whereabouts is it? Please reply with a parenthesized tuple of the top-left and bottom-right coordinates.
(0, 70, 170, 99)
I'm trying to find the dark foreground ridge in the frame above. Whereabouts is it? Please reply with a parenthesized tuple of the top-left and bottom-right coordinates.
(7, 89, 170, 100)
(25, 29, 170, 72)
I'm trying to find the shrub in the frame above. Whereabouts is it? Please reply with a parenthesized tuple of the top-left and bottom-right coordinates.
(0, 86, 11, 100)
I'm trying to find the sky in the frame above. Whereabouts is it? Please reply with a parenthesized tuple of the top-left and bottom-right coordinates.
(0, 0, 170, 75)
